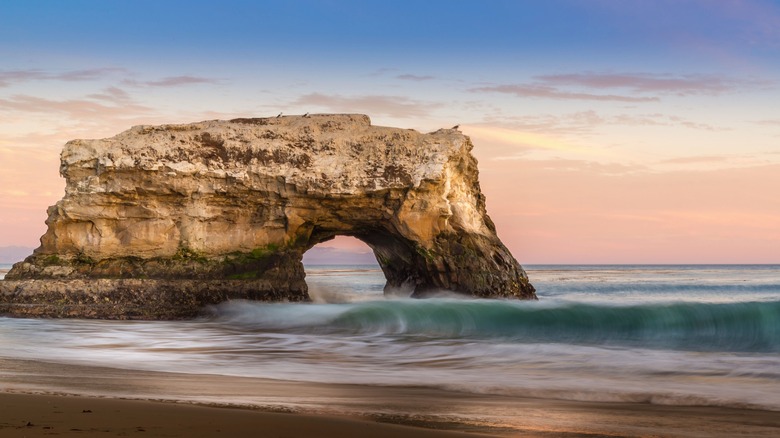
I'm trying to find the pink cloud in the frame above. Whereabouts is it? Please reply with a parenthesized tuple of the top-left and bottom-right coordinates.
(0, 68, 126, 87)
(292, 93, 442, 118)
(479, 111, 719, 138)
(86, 86, 133, 103)
(478, 111, 602, 135)
(534, 73, 757, 95)
(506, 158, 646, 175)
(0, 68, 219, 89)
(471, 83, 658, 102)
(396, 74, 435, 81)
(0, 94, 153, 119)
(122, 75, 220, 87)
(54, 67, 128, 81)
(613, 113, 720, 130)
(659, 155, 728, 165)
(471, 72, 768, 104)
(0, 70, 46, 87)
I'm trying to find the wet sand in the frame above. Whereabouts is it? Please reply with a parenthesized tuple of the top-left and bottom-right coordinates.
(3, 390, 780, 438)
(0, 392, 495, 438)
(1, 358, 779, 437)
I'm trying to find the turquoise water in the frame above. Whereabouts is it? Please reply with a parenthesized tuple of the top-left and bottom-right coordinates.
(1, 265, 779, 411)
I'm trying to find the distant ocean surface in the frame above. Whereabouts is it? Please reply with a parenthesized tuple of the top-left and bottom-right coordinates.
(1, 264, 779, 415)
(0, 263, 11, 279)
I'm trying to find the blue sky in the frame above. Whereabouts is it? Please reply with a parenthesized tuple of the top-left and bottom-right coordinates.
(4, 1, 777, 67)
(4, 1, 778, 94)
(2, 0, 780, 263)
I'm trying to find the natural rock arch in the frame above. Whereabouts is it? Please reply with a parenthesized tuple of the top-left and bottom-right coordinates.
(1, 114, 535, 319)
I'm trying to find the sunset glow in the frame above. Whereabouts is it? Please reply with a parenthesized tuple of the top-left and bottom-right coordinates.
(1, 0, 779, 263)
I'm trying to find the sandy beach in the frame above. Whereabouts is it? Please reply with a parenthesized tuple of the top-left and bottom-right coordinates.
(3, 387, 780, 437)
(1, 357, 779, 437)
(0, 392, 498, 438)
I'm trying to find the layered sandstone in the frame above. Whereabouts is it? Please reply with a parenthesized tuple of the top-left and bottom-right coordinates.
(1, 114, 535, 318)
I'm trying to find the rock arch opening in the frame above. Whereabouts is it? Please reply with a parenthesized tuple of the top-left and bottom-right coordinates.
(297, 225, 452, 298)
(302, 236, 384, 302)
(300, 230, 424, 297)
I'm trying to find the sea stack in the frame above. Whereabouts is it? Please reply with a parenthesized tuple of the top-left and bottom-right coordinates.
(0, 114, 536, 319)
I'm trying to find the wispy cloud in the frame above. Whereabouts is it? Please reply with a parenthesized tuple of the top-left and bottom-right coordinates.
(0, 70, 46, 86)
(0, 94, 152, 119)
(471, 72, 766, 103)
(481, 111, 720, 138)
(534, 72, 756, 96)
(396, 74, 435, 81)
(612, 113, 720, 130)
(464, 124, 587, 155)
(364, 68, 398, 77)
(292, 93, 442, 118)
(659, 155, 728, 165)
(86, 86, 133, 103)
(122, 75, 219, 87)
(0, 68, 126, 87)
(479, 111, 604, 137)
(0, 68, 219, 90)
(755, 118, 780, 126)
(471, 84, 658, 102)
(505, 158, 646, 176)
(55, 68, 128, 82)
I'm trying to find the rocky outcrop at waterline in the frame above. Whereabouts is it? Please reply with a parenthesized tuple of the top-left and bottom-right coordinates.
(0, 114, 535, 319)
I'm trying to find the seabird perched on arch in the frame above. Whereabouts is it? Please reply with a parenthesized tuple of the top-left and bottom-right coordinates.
(452, 124, 460, 130)
(303, 112, 310, 117)
(277, 112, 282, 118)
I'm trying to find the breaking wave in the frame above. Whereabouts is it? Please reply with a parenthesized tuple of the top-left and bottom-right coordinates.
(209, 298, 780, 352)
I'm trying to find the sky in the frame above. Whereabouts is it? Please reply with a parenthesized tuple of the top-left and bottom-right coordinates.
(1, 0, 779, 264)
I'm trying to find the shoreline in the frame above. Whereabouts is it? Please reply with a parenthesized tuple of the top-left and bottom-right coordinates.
(2, 357, 779, 437)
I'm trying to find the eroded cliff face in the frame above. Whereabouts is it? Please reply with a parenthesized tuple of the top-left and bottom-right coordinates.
(1, 114, 535, 318)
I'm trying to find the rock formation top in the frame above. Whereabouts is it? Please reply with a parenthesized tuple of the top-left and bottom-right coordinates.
(64, 114, 460, 195)
(3, 114, 535, 319)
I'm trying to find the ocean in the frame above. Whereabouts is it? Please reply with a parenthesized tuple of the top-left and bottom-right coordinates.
(1, 264, 779, 430)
